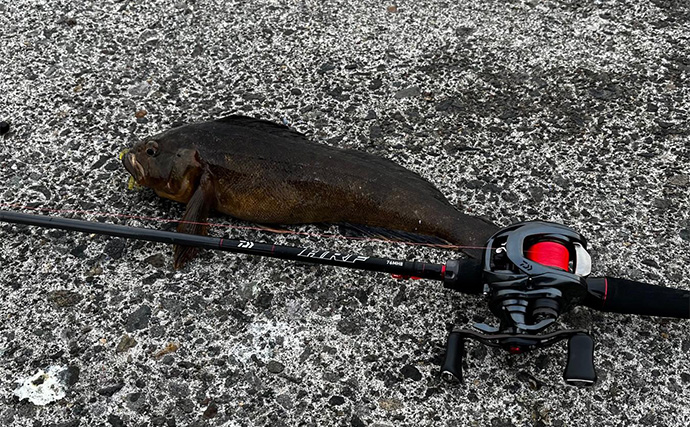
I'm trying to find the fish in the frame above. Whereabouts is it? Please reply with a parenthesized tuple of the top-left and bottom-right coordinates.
(122, 115, 498, 269)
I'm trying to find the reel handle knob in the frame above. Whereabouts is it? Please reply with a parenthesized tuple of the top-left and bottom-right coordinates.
(441, 331, 465, 383)
(563, 333, 597, 386)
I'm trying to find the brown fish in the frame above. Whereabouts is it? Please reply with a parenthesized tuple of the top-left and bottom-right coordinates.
(122, 116, 498, 268)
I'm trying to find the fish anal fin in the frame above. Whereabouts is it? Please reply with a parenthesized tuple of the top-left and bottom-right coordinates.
(336, 223, 452, 247)
(173, 175, 214, 269)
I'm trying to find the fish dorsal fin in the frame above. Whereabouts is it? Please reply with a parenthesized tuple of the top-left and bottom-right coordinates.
(214, 115, 307, 139)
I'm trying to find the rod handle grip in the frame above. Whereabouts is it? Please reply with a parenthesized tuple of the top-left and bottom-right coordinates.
(585, 277, 690, 318)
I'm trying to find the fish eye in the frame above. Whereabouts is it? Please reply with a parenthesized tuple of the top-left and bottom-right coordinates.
(145, 140, 158, 156)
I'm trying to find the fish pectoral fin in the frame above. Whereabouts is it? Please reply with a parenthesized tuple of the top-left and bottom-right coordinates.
(173, 177, 214, 270)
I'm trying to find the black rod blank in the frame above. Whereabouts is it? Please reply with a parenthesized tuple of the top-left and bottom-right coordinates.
(0, 210, 447, 281)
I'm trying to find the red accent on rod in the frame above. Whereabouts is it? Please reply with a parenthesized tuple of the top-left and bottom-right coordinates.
(525, 241, 569, 271)
(604, 277, 608, 304)
(391, 274, 422, 280)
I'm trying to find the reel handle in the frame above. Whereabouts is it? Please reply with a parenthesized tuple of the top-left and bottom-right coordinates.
(441, 331, 465, 383)
(586, 277, 690, 319)
(563, 333, 597, 386)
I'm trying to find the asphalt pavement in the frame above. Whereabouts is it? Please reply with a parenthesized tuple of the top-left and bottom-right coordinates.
(0, 1, 689, 426)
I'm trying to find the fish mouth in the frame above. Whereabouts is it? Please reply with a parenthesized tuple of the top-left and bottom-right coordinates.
(122, 152, 146, 184)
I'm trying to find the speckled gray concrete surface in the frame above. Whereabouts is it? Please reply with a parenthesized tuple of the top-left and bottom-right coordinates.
(0, 0, 689, 426)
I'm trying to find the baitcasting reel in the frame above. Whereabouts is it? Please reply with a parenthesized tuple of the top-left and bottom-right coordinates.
(442, 221, 598, 386)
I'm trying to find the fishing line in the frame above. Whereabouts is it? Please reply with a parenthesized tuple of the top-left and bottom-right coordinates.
(0, 202, 490, 251)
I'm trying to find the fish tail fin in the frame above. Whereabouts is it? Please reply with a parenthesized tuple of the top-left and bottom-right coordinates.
(444, 213, 499, 260)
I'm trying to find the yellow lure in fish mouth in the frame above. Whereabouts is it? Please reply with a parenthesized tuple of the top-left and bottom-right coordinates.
(119, 148, 143, 191)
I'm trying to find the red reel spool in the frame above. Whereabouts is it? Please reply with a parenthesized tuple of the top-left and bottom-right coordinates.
(525, 241, 570, 271)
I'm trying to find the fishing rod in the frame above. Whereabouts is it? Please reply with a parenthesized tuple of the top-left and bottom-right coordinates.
(0, 209, 465, 283)
(1, 209, 689, 386)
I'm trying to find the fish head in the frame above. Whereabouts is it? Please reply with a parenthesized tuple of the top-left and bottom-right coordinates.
(122, 131, 203, 203)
